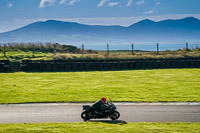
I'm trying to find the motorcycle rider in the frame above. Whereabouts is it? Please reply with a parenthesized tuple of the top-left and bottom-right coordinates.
(90, 97, 107, 114)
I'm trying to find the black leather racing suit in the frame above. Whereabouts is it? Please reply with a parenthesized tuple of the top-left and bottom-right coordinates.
(91, 100, 104, 112)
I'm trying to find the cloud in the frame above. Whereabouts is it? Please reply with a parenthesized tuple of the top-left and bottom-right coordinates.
(39, 0, 56, 8)
(59, 0, 67, 4)
(69, 0, 80, 5)
(155, 0, 160, 5)
(144, 10, 154, 14)
(8, 3, 13, 7)
(127, 0, 133, 7)
(59, 0, 80, 5)
(108, 2, 119, 7)
(136, 0, 145, 5)
(97, 0, 109, 7)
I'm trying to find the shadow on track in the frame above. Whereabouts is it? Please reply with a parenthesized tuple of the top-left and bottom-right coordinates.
(88, 120, 127, 124)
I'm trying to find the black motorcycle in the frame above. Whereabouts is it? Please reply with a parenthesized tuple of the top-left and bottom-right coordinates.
(81, 99, 120, 121)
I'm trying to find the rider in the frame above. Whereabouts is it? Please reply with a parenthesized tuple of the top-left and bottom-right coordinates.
(91, 97, 107, 113)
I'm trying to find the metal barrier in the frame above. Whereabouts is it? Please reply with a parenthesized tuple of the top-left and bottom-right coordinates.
(0, 59, 200, 72)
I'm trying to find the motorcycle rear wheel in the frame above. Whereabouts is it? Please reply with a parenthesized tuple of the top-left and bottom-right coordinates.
(109, 111, 120, 120)
(81, 111, 90, 121)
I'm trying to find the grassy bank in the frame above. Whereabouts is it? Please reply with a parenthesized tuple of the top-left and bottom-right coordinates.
(0, 51, 53, 60)
(0, 48, 200, 61)
(0, 69, 199, 103)
(0, 122, 199, 133)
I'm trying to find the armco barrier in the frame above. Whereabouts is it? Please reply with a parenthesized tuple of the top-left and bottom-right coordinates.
(0, 59, 200, 72)
(0, 60, 10, 72)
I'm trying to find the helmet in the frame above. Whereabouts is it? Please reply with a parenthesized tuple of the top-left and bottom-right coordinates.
(101, 97, 107, 103)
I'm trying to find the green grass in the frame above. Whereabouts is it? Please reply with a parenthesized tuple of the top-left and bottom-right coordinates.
(0, 69, 199, 104)
(0, 51, 54, 60)
(0, 48, 200, 61)
(0, 122, 199, 133)
(53, 50, 200, 60)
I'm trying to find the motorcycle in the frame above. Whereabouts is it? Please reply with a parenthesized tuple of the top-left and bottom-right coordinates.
(81, 99, 120, 121)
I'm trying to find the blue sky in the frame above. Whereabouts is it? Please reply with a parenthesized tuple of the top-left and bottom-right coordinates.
(0, 0, 200, 33)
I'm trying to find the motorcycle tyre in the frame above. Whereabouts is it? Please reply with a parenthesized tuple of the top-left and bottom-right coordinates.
(109, 111, 120, 120)
(81, 111, 91, 121)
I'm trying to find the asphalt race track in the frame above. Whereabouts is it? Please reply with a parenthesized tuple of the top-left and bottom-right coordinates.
(0, 103, 200, 123)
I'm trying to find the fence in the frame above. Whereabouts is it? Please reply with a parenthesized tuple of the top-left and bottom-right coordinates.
(0, 58, 200, 72)
(78, 43, 200, 53)
(1, 43, 200, 57)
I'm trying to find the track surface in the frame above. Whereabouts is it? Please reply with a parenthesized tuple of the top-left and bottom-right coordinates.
(0, 104, 199, 123)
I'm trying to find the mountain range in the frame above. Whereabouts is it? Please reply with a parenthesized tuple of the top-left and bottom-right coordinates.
(0, 17, 200, 45)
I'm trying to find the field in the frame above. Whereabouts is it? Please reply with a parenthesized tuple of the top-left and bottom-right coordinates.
(0, 48, 200, 61)
(0, 69, 199, 103)
(0, 51, 53, 60)
(0, 122, 199, 133)
(53, 50, 200, 60)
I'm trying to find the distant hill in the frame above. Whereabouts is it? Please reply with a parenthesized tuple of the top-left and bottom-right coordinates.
(0, 17, 200, 44)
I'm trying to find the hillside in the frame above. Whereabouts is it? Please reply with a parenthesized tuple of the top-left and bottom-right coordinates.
(0, 17, 200, 44)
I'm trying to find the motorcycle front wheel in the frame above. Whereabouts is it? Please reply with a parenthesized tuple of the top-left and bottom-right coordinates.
(81, 111, 90, 121)
(109, 111, 120, 120)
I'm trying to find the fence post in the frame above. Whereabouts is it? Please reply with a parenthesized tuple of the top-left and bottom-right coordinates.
(131, 43, 134, 55)
(157, 43, 159, 54)
(82, 44, 84, 54)
(3, 44, 6, 57)
(186, 42, 189, 51)
(32, 44, 35, 57)
(107, 44, 109, 55)
(54, 44, 57, 55)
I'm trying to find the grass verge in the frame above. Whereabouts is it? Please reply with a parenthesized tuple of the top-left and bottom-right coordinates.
(0, 51, 53, 60)
(0, 48, 200, 61)
(0, 122, 199, 133)
(0, 69, 199, 103)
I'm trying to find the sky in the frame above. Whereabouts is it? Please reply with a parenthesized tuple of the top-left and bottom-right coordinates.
(0, 0, 200, 33)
